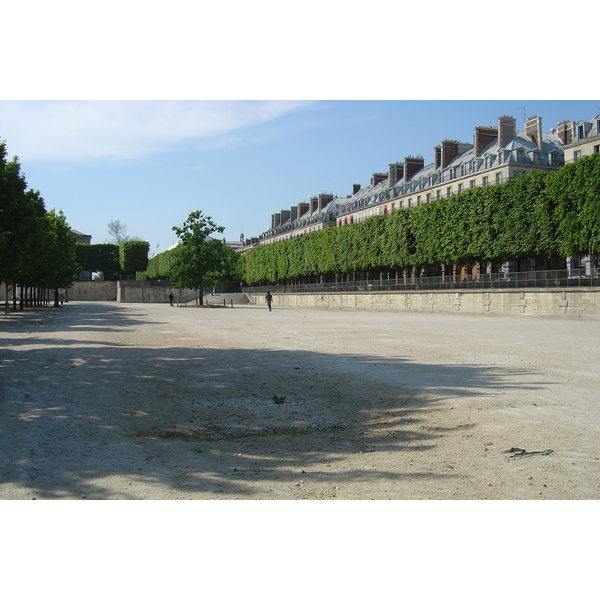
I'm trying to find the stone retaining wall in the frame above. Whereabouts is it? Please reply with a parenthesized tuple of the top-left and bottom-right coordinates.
(116, 283, 198, 304)
(1, 281, 119, 302)
(64, 281, 118, 301)
(248, 288, 600, 316)
(6, 283, 598, 314)
(1, 281, 198, 304)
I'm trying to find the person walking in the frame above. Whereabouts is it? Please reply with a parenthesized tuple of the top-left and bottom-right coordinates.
(169, 292, 174, 306)
(265, 291, 273, 311)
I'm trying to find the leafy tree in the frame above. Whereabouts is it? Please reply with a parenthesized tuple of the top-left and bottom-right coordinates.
(41, 210, 79, 306)
(1, 139, 82, 308)
(0, 142, 30, 287)
(170, 211, 227, 304)
(208, 245, 242, 290)
(15, 190, 48, 299)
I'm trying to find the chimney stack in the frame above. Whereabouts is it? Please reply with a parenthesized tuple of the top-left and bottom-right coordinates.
(318, 193, 334, 212)
(352, 183, 361, 195)
(498, 115, 517, 148)
(371, 173, 388, 187)
(403, 156, 424, 180)
(441, 141, 460, 169)
(387, 163, 403, 187)
(525, 115, 543, 149)
(474, 126, 498, 156)
(434, 146, 442, 170)
(310, 196, 318, 215)
(556, 120, 574, 145)
(298, 202, 309, 218)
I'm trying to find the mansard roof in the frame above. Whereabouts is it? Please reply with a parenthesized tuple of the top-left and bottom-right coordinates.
(501, 131, 563, 153)
(259, 114, 569, 240)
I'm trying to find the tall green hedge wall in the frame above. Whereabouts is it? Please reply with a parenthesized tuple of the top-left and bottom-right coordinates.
(120, 240, 150, 274)
(137, 246, 177, 280)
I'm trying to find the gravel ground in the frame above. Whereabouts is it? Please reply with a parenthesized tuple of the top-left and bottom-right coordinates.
(1, 300, 600, 500)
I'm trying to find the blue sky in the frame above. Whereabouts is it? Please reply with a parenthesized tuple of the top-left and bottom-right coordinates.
(2, 100, 599, 256)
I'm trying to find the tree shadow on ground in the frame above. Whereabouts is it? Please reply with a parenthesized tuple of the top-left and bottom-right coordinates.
(1, 301, 164, 337)
(0, 305, 548, 499)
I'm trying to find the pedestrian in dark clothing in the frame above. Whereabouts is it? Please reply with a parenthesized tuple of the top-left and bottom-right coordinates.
(169, 292, 174, 306)
(265, 291, 273, 311)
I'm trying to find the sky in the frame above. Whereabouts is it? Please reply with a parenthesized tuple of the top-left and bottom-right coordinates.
(2, 99, 599, 256)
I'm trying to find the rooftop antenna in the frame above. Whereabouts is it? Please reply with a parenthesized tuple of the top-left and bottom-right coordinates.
(516, 107, 527, 126)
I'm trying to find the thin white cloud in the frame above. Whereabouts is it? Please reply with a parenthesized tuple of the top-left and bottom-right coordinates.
(0, 100, 314, 163)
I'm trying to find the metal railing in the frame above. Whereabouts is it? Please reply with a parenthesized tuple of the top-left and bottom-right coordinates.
(243, 269, 600, 294)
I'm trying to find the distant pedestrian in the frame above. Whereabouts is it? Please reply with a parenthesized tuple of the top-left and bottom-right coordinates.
(265, 291, 273, 311)
(59, 294, 64, 305)
(169, 292, 174, 306)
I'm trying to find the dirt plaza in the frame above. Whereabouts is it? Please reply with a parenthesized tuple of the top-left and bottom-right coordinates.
(1, 300, 599, 500)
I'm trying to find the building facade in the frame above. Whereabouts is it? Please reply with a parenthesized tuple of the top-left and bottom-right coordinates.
(336, 115, 565, 225)
(70, 228, 92, 245)
(257, 193, 341, 245)
(561, 112, 600, 163)
(254, 114, 567, 247)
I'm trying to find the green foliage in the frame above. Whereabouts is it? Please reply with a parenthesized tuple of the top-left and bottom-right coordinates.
(550, 154, 600, 256)
(242, 155, 600, 284)
(0, 142, 30, 285)
(119, 240, 150, 275)
(75, 243, 120, 274)
(169, 211, 230, 304)
(42, 209, 79, 294)
(138, 247, 176, 280)
(1, 140, 78, 299)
